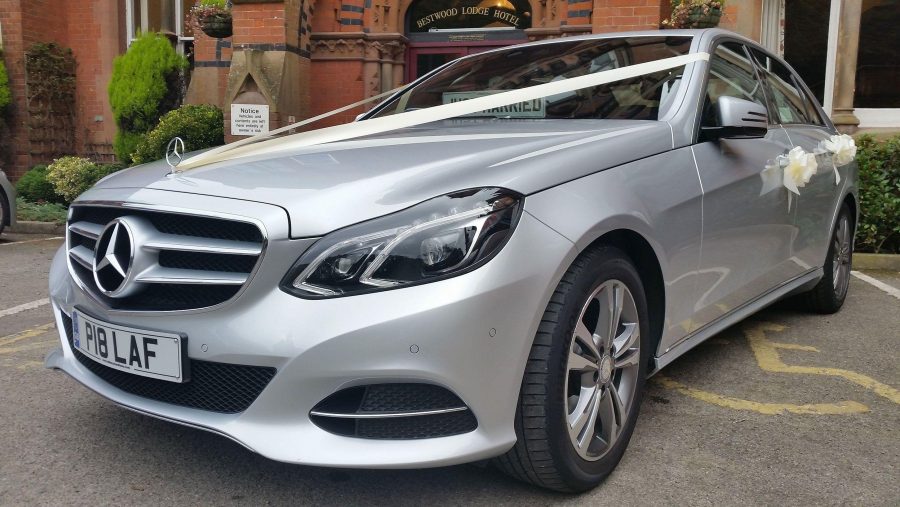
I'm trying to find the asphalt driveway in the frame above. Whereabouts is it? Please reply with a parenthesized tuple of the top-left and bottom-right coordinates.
(0, 234, 897, 506)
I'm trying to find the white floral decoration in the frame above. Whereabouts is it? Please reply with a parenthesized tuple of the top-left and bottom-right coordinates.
(781, 146, 818, 195)
(818, 133, 856, 185)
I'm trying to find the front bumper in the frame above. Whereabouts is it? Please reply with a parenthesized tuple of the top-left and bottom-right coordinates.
(46, 209, 575, 468)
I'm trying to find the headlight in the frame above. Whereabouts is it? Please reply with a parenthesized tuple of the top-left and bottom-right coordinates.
(280, 187, 523, 298)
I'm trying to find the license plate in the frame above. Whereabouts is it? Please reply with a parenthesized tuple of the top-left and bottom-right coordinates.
(71, 310, 187, 383)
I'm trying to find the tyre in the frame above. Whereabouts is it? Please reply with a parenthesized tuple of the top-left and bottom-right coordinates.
(801, 204, 854, 314)
(494, 246, 650, 492)
(0, 189, 8, 237)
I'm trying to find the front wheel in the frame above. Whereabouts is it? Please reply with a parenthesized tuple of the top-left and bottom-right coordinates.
(493, 246, 650, 492)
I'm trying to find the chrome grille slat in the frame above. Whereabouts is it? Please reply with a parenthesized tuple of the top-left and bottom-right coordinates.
(66, 205, 265, 312)
(68, 221, 104, 240)
(142, 233, 262, 256)
(68, 245, 94, 269)
(135, 266, 248, 286)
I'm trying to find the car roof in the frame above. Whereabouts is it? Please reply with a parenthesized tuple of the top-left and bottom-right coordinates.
(469, 28, 758, 55)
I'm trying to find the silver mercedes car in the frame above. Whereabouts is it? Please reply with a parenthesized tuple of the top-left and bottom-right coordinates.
(46, 29, 857, 492)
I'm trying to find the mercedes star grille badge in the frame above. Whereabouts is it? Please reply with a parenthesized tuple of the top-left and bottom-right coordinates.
(93, 218, 137, 297)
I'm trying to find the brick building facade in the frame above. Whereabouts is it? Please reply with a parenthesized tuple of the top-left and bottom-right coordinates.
(0, 0, 896, 181)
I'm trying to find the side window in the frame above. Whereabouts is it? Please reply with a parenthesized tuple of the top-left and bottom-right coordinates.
(701, 42, 768, 129)
(796, 81, 827, 126)
(749, 49, 814, 125)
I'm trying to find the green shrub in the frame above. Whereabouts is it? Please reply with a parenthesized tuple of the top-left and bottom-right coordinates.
(199, 0, 227, 6)
(108, 32, 188, 163)
(16, 165, 64, 203)
(15, 197, 68, 224)
(0, 50, 11, 112)
(131, 104, 224, 164)
(856, 134, 900, 254)
(46, 157, 125, 202)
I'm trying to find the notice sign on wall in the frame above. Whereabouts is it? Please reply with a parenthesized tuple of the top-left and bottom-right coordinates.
(231, 104, 270, 136)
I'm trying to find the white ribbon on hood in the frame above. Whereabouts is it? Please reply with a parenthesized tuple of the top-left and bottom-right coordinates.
(178, 51, 710, 171)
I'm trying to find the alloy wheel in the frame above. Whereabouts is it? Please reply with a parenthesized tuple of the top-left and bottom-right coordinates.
(832, 214, 852, 297)
(564, 279, 641, 461)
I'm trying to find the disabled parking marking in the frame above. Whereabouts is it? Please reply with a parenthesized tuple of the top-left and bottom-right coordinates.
(654, 375, 868, 415)
(654, 321, 900, 414)
(747, 322, 900, 405)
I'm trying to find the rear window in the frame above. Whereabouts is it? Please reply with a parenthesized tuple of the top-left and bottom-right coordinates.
(371, 36, 693, 121)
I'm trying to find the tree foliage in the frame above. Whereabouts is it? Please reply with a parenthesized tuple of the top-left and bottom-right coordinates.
(0, 50, 11, 113)
(108, 33, 188, 163)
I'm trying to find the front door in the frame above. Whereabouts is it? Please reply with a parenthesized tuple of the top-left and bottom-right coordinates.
(690, 41, 799, 332)
(407, 47, 468, 81)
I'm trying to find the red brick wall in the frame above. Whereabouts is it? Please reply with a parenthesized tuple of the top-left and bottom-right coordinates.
(308, 60, 366, 125)
(67, 0, 121, 163)
(0, 0, 30, 179)
(233, 3, 286, 45)
(593, 0, 665, 33)
(0, 0, 121, 180)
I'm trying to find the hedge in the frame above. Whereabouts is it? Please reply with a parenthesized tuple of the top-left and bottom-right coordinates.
(856, 134, 900, 254)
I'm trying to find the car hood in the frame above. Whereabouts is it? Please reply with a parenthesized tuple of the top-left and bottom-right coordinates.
(88, 119, 672, 237)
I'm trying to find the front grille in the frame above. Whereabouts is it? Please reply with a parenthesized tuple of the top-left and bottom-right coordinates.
(62, 313, 276, 414)
(310, 383, 478, 439)
(66, 205, 265, 312)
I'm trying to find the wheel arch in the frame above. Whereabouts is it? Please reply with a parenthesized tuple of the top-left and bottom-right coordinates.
(0, 186, 10, 227)
(843, 191, 858, 229)
(584, 229, 666, 371)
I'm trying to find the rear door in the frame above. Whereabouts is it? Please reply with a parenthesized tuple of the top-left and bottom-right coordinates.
(689, 41, 798, 332)
(748, 48, 844, 272)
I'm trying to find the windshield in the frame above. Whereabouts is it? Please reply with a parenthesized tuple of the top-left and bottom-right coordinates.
(371, 36, 693, 121)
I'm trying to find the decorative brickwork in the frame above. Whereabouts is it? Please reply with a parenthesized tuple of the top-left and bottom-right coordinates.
(0, 0, 120, 180)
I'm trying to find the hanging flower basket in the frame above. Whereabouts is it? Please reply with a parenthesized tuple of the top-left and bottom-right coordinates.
(661, 1, 725, 29)
(686, 6, 722, 28)
(199, 11, 233, 38)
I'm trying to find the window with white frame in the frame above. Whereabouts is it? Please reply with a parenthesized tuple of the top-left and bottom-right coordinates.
(125, 0, 195, 54)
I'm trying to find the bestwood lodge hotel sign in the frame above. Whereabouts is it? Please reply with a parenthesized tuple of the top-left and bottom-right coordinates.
(415, 6, 523, 30)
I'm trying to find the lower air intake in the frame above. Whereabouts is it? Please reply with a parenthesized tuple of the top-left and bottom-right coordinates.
(310, 383, 478, 439)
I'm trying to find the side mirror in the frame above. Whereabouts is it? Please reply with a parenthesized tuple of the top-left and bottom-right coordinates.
(703, 96, 768, 140)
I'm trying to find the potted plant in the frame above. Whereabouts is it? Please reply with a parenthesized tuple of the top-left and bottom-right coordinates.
(189, 0, 233, 39)
(661, 0, 724, 29)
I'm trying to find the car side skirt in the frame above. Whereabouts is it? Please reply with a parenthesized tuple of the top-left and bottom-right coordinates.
(651, 268, 823, 374)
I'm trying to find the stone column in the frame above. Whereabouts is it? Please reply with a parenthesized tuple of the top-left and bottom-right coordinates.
(224, 0, 311, 143)
(831, 0, 862, 133)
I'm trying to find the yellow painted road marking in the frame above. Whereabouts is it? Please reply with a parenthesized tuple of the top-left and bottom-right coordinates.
(747, 322, 900, 405)
(655, 321, 900, 414)
(0, 323, 55, 347)
(0, 339, 58, 355)
(653, 375, 869, 415)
